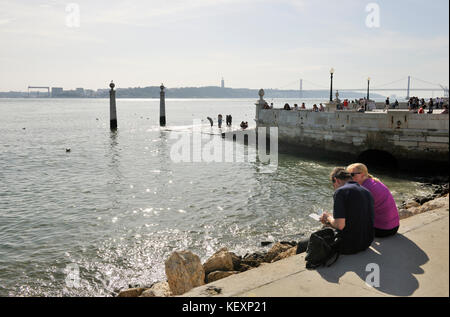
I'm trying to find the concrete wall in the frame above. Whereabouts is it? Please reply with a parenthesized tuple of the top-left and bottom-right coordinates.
(256, 108, 449, 167)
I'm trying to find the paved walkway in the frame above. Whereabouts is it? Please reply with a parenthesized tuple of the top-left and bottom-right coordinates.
(184, 196, 449, 297)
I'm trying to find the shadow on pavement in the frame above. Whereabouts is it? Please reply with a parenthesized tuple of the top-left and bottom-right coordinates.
(316, 234, 429, 296)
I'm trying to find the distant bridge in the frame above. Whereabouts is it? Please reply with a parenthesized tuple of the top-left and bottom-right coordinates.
(287, 76, 449, 99)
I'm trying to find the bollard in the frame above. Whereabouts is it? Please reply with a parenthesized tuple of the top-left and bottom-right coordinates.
(109, 81, 117, 130)
(160, 83, 166, 127)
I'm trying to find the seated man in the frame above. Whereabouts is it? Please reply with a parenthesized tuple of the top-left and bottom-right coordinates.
(297, 168, 375, 256)
(320, 168, 375, 255)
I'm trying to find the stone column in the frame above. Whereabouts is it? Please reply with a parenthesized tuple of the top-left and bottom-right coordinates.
(160, 84, 166, 127)
(109, 81, 117, 130)
(255, 89, 265, 126)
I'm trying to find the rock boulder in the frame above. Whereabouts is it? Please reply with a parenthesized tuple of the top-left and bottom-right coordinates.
(203, 248, 234, 275)
(140, 281, 172, 297)
(271, 246, 297, 262)
(117, 287, 146, 297)
(264, 242, 292, 263)
(165, 250, 205, 296)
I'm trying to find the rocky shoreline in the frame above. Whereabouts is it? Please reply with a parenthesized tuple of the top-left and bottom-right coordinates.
(116, 179, 449, 298)
(398, 178, 449, 219)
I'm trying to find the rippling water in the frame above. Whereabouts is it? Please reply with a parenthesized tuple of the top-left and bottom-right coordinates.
(0, 98, 433, 296)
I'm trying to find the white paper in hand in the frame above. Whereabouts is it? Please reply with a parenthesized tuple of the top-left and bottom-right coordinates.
(309, 213, 321, 221)
(309, 209, 324, 222)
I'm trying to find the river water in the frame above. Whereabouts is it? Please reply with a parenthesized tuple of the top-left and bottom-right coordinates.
(0, 98, 433, 296)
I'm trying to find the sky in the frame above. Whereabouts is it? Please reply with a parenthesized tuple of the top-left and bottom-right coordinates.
(0, 0, 449, 93)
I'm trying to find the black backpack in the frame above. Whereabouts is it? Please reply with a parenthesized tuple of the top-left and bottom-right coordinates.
(304, 228, 342, 269)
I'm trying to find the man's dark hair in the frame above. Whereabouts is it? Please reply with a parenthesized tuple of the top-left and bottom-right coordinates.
(330, 167, 352, 182)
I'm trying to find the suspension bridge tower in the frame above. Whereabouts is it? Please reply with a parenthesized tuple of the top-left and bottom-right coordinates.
(299, 79, 303, 98)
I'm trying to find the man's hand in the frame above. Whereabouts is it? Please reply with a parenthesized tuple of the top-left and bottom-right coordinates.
(321, 212, 346, 231)
(320, 212, 346, 231)
(320, 212, 331, 226)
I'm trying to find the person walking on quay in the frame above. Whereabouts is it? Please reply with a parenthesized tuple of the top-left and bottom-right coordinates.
(346, 163, 400, 238)
(218, 114, 223, 128)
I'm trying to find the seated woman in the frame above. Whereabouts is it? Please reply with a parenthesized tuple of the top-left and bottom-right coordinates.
(346, 163, 400, 238)
(283, 103, 291, 110)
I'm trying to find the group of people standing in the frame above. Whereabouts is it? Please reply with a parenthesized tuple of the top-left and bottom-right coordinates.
(408, 96, 448, 114)
(298, 163, 400, 256)
(208, 114, 233, 128)
(206, 114, 250, 130)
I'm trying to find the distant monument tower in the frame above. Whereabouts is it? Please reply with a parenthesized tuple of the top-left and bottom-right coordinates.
(299, 79, 303, 98)
(221, 77, 225, 88)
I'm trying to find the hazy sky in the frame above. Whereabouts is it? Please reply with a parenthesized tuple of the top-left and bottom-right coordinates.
(0, 0, 448, 92)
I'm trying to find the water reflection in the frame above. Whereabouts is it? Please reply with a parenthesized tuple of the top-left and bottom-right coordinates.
(108, 130, 123, 181)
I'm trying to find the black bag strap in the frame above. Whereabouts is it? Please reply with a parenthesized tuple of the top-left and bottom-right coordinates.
(325, 251, 340, 267)
(325, 232, 343, 267)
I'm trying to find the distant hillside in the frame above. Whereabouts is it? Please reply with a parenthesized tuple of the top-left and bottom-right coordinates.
(112, 86, 384, 99)
(0, 86, 385, 99)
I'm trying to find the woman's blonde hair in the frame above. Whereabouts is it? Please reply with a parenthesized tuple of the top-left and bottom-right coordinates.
(346, 163, 381, 183)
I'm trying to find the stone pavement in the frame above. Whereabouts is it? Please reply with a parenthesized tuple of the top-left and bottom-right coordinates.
(183, 196, 449, 297)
